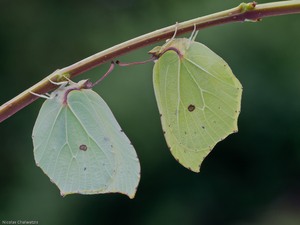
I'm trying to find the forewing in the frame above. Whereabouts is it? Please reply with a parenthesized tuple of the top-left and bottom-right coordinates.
(153, 41, 242, 172)
(32, 89, 140, 198)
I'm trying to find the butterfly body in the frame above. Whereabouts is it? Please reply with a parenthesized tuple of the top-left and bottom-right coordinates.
(32, 81, 140, 198)
(152, 38, 242, 172)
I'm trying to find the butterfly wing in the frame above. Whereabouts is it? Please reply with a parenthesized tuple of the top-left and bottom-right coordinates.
(33, 86, 140, 198)
(153, 39, 242, 172)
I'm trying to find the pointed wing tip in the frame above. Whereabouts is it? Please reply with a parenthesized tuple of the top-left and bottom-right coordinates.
(60, 191, 69, 197)
(188, 166, 200, 173)
(127, 193, 137, 199)
(175, 157, 201, 173)
(123, 184, 139, 199)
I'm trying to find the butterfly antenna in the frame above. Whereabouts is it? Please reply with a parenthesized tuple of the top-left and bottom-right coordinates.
(92, 61, 115, 87)
(116, 56, 156, 67)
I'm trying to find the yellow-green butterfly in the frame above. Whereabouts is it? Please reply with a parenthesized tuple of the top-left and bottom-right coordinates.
(150, 36, 242, 172)
(32, 75, 140, 198)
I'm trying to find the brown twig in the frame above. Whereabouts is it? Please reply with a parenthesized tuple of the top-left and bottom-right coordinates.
(1, 1, 300, 123)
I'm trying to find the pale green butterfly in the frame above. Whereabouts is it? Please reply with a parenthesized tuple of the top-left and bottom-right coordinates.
(31, 68, 140, 198)
(149, 31, 242, 172)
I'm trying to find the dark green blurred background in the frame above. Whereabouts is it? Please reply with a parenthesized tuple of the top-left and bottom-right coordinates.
(1, 0, 300, 224)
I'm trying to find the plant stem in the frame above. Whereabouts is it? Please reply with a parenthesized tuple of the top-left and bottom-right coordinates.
(1, 1, 300, 123)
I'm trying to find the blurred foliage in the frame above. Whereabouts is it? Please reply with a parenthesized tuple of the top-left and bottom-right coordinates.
(1, 0, 300, 225)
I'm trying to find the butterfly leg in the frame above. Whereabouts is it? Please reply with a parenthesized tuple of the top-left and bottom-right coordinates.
(166, 22, 179, 43)
(188, 24, 199, 49)
(29, 91, 51, 99)
(47, 77, 69, 87)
